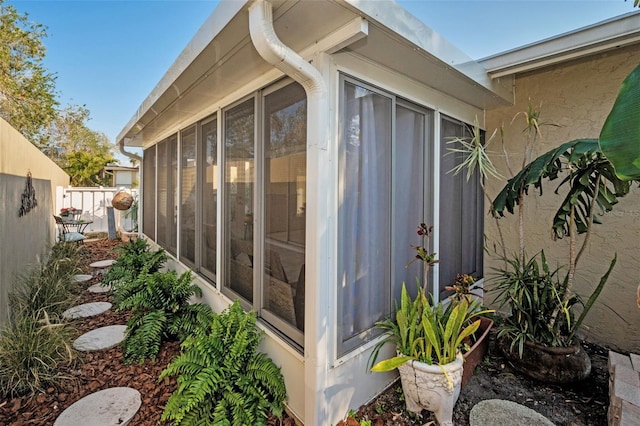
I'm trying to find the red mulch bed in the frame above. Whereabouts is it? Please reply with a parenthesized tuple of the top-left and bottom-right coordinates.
(0, 238, 295, 426)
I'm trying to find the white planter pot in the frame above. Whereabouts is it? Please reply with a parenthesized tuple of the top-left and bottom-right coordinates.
(397, 354, 464, 426)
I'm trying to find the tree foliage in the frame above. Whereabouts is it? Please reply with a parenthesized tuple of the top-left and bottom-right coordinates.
(0, 2, 117, 185)
(0, 0, 57, 140)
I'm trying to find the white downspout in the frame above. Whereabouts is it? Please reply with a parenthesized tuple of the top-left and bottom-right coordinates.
(249, 1, 329, 425)
(118, 139, 142, 163)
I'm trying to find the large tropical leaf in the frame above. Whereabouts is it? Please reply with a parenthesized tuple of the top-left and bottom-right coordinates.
(491, 139, 632, 238)
(599, 63, 640, 181)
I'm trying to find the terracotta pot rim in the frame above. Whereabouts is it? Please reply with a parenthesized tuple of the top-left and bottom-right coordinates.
(463, 317, 493, 359)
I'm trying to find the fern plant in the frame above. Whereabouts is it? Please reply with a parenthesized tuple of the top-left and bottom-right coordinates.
(160, 301, 287, 426)
(102, 238, 167, 290)
(117, 269, 213, 363)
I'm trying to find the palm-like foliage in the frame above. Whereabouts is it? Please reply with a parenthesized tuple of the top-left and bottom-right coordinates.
(490, 64, 640, 351)
(160, 301, 287, 426)
(491, 139, 631, 239)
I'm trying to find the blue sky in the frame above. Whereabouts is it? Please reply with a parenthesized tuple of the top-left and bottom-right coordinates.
(10, 0, 636, 162)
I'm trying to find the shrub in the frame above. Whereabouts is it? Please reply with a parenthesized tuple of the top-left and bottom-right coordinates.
(160, 301, 287, 426)
(102, 238, 166, 290)
(117, 269, 213, 363)
(492, 251, 575, 354)
(0, 312, 75, 397)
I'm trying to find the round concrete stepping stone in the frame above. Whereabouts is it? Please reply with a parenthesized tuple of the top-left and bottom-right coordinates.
(90, 259, 116, 268)
(54, 387, 141, 426)
(62, 302, 112, 319)
(470, 399, 555, 426)
(87, 282, 112, 293)
(72, 325, 127, 351)
(72, 274, 92, 283)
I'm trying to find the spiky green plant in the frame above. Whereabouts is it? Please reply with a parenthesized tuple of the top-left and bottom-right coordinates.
(9, 244, 83, 321)
(491, 251, 615, 356)
(0, 312, 75, 397)
(370, 283, 488, 372)
(160, 301, 287, 426)
(117, 269, 213, 363)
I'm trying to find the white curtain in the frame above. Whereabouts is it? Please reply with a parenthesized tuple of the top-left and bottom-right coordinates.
(340, 84, 391, 346)
(392, 105, 427, 302)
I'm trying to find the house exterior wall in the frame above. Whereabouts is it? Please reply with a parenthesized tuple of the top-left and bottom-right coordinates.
(136, 47, 489, 424)
(0, 118, 70, 325)
(484, 45, 640, 352)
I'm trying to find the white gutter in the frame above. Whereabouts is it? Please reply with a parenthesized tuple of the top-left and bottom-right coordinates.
(249, 1, 329, 423)
(118, 138, 142, 162)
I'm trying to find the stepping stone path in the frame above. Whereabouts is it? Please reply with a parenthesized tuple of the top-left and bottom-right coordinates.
(469, 399, 555, 426)
(87, 282, 112, 293)
(62, 302, 112, 319)
(55, 253, 140, 425)
(72, 274, 92, 283)
(90, 259, 116, 268)
(53, 387, 141, 426)
(73, 325, 127, 351)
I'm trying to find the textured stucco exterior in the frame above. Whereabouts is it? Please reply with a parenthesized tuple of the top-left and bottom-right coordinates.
(484, 45, 640, 353)
(0, 118, 70, 325)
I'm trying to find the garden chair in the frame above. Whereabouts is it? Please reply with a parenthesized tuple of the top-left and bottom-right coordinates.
(53, 215, 86, 243)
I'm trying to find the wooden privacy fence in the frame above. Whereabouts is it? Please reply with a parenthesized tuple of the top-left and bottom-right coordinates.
(56, 186, 138, 233)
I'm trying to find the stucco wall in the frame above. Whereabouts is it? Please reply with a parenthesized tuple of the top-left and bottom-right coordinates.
(0, 118, 70, 325)
(484, 46, 640, 353)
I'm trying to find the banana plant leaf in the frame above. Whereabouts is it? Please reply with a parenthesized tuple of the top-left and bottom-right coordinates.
(599, 63, 640, 181)
(492, 63, 640, 237)
(491, 139, 632, 238)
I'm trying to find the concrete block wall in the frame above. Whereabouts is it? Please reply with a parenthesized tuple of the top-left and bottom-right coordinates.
(609, 351, 640, 425)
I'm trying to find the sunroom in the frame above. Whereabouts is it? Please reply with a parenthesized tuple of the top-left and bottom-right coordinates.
(116, 0, 512, 424)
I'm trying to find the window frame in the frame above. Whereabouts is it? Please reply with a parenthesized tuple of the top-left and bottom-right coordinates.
(337, 74, 435, 356)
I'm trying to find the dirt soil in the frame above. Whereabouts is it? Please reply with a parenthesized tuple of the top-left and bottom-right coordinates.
(0, 238, 295, 426)
(0, 238, 609, 426)
(339, 330, 609, 426)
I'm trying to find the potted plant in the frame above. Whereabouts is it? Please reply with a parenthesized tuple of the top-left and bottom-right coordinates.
(446, 273, 494, 388)
(489, 63, 640, 383)
(371, 283, 482, 426)
(369, 224, 492, 425)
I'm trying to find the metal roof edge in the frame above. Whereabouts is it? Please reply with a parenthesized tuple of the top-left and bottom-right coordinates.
(343, 0, 512, 103)
(116, 0, 249, 146)
(479, 10, 640, 78)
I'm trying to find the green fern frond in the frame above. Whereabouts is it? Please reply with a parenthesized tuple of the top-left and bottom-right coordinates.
(160, 301, 287, 425)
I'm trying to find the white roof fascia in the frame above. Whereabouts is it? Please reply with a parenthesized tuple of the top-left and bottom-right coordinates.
(116, 0, 249, 146)
(480, 11, 640, 78)
(343, 0, 512, 103)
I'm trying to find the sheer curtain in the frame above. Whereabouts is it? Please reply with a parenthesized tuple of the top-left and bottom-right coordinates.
(340, 82, 391, 351)
(392, 104, 428, 302)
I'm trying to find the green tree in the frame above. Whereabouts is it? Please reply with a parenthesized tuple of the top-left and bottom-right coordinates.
(39, 104, 113, 162)
(0, 0, 58, 140)
(64, 150, 113, 187)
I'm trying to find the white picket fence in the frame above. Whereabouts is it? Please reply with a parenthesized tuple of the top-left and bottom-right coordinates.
(56, 186, 138, 233)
